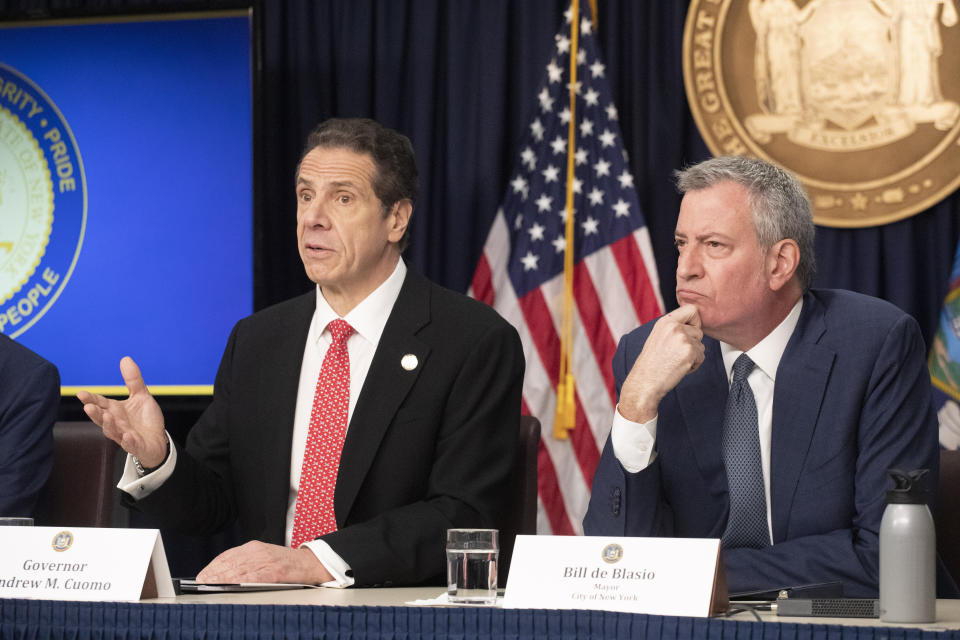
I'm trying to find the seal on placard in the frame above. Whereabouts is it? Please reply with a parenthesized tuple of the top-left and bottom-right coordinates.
(601, 543, 623, 564)
(682, 0, 960, 227)
(52, 530, 74, 552)
(0, 63, 86, 337)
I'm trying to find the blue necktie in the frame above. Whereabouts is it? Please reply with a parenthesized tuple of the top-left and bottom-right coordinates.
(721, 354, 770, 549)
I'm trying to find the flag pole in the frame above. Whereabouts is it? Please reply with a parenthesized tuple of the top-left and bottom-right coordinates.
(554, 0, 581, 440)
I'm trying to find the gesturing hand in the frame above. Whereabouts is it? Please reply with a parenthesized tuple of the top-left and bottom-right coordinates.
(77, 356, 168, 467)
(618, 304, 706, 423)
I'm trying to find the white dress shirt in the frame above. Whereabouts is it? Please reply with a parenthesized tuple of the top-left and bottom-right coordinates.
(119, 257, 407, 587)
(610, 298, 803, 543)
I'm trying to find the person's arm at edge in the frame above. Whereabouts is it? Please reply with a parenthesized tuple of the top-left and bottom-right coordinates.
(0, 358, 59, 517)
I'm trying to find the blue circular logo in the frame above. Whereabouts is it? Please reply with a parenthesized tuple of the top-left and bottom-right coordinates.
(0, 63, 86, 338)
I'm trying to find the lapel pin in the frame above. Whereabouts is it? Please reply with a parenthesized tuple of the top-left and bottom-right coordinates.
(401, 354, 418, 371)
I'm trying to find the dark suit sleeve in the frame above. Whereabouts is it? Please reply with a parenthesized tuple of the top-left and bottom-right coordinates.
(322, 319, 524, 586)
(583, 330, 675, 538)
(723, 315, 939, 597)
(0, 357, 59, 517)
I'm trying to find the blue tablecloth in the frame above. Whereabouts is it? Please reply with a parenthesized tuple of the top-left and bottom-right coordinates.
(2, 599, 957, 640)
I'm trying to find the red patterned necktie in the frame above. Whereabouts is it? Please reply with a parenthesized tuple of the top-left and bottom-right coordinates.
(291, 318, 354, 548)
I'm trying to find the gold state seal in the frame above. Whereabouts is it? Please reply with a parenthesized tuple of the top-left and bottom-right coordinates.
(683, 0, 960, 227)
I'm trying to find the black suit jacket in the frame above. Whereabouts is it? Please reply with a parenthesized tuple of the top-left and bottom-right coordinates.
(133, 268, 524, 586)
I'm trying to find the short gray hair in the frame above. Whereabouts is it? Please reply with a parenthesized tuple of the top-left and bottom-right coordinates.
(675, 156, 816, 291)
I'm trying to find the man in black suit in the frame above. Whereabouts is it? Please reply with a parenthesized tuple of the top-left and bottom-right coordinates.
(78, 118, 524, 587)
(0, 334, 59, 518)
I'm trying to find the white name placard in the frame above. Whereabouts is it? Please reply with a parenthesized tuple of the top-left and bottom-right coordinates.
(0, 526, 174, 601)
(503, 535, 726, 616)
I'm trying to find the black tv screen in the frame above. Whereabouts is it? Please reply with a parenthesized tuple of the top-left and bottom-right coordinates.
(0, 11, 254, 395)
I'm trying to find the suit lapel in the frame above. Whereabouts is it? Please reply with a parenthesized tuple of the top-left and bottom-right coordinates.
(334, 269, 432, 524)
(769, 292, 835, 542)
(677, 338, 729, 497)
(258, 292, 316, 543)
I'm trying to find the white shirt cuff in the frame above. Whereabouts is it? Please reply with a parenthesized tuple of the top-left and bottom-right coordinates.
(118, 432, 177, 498)
(301, 539, 355, 587)
(610, 405, 658, 473)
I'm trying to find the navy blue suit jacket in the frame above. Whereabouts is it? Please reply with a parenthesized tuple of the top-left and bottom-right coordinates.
(584, 289, 942, 597)
(0, 334, 59, 517)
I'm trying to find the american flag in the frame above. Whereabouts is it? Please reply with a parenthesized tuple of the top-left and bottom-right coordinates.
(469, 3, 663, 535)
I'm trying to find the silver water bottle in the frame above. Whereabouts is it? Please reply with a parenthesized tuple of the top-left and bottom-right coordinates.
(879, 468, 936, 623)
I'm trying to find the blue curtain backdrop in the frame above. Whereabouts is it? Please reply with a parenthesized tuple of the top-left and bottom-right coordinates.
(3, 0, 958, 574)
(253, 0, 960, 344)
(1, 0, 956, 338)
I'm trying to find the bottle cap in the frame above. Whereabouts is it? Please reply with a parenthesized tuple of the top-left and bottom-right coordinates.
(886, 468, 929, 504)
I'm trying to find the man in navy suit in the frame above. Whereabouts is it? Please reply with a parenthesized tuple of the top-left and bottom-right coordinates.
(0, 334, 59, 517)
(78, 118, 523, 587)
(583, 156, 942, 597)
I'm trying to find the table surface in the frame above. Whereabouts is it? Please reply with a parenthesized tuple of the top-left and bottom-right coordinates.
(138, 587, 960, 630)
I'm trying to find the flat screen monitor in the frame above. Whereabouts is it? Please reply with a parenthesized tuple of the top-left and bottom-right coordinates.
(0, 11, 254, 394)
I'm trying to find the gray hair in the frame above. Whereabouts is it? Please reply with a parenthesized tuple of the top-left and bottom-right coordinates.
(675, 156, 816, 291)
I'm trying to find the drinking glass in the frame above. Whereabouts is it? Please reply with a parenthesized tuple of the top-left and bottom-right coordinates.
(446, 528, 498, 604)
